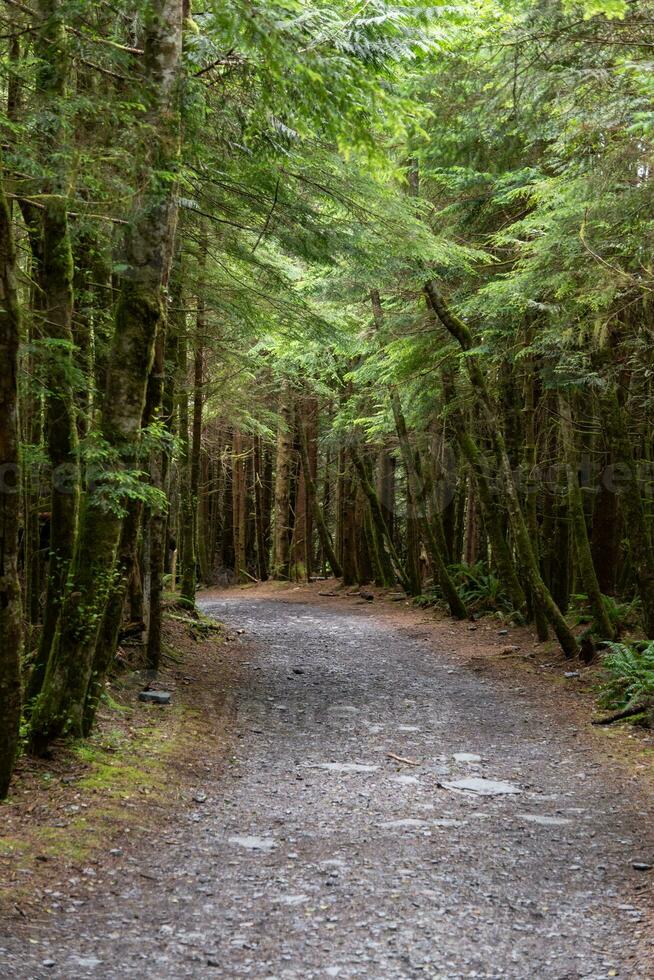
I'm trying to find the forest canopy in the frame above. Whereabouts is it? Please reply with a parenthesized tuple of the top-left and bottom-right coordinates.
(1, 0, 654, 797)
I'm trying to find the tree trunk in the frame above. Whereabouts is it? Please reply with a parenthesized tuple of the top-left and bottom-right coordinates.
(297, 414, 342, 577)
(522, 345, 548, 640)
(592, 456, 620, 595)
(349, 444, 411, 593)
(147, 286, 178, 671)
(232, 431, 248, 582)
(377, 450, 395, 546)
(27, 0, 80, 702)
(253, 436, 269, 581)
(178, 309, 197, 604)
(338, 449, 358, 587)
(30, 0, 184, 748)
(272, 387, 294, 579)
(559, 393, 614, 639)
(0, 160, 23, 798)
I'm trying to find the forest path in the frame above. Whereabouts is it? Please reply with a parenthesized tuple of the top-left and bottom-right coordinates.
(4, 590, 654, 978)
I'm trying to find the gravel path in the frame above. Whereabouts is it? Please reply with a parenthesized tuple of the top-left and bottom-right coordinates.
(2, 593, 653, 978)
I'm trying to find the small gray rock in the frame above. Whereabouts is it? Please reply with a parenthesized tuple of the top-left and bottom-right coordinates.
(138, 690, 171, 705)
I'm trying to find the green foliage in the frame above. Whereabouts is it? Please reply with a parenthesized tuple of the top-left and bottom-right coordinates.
(450, 562, 511, 613)
(599, 643, 654, 712)
(80, 434, 167, 517)
(570, 593, 641, 637)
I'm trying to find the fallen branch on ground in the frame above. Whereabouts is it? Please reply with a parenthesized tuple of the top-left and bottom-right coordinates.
(386, 752, 420, 766)
(592, 704, 649, 726)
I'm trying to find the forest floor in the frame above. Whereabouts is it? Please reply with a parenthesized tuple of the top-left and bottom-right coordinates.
(1, 583, 654, 978)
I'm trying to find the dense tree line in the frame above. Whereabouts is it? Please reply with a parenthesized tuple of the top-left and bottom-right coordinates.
(0, 0, 651, 796)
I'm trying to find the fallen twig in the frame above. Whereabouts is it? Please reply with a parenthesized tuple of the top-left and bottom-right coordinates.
(386, 752, 420, 767)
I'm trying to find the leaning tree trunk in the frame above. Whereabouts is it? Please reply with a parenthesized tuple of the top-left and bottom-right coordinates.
(389, 387, 466, 617)
(30, 0, 184, 749)
(349, 444, 412, 594)
(426, 282, 578, 657)
(0, 161, 23, 798)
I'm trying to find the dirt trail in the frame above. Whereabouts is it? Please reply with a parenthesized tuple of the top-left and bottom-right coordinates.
(2, 590, 653, 978)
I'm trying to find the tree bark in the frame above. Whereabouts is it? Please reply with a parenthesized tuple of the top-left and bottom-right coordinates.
(349, 444, 411, 593)
(559, 393, 614, 639)
(30, 0, 184, 748)
(297, 414, 342, 577)
(0, 160, 23, 798)
(272, 386, 294, 579)
(26, 0, 80, 702)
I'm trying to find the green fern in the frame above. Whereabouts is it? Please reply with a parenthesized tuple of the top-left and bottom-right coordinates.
(450, 562, 511, 613)
(599, 642, 654, 711)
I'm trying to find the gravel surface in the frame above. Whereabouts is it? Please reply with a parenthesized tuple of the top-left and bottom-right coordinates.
(2, 592, 653, 978)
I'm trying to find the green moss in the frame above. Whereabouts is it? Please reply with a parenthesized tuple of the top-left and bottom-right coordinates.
(0, 837, 29, 857)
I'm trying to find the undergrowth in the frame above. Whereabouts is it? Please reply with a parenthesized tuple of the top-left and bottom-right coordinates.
(451, 562, 512, 614)
(599, 641, 654, 715)
(570, 593, 641, 637)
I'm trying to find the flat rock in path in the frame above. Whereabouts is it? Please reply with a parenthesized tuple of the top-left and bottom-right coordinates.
(521, 814, 572, 826)
(309, 763, 378, 774)
(228, 835, 276, 851)
(138, 690, 171, 705)
(453, 752, 482, 763)
(441, 777, 521, 796)
(380, 818, 430, 830)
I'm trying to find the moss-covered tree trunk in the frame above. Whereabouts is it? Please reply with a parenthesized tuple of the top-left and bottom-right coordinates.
(0, 161, 23, 798)
(377, 450, 395, 546)
(232, 431, 248, 582)
(147, 286, 178, 670)
(30, 0, 184, 748)
(253, 436, 269, 581)
(27, 0, 80, 703)
(189, 264, 205, 582)
(338, 449, 358, 587)
(178, 312, 197, 603)
(522, 345, 549, 640)
(558, 393, 614, 639)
